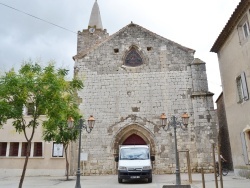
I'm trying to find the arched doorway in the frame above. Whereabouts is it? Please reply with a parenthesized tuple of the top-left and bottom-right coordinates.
(111, 123, 156, 155)
(111, 123, 156, 174)
(122, 133, 147, 145)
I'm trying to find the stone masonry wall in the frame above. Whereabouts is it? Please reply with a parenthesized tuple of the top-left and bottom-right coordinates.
(77, 29, 109, 55)
(74, 24, 217, 175)
(190, 60, 217, 172)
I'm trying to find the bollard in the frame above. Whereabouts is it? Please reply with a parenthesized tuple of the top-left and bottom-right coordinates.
(201, 167, 205, 188)
(218, 144, 223, 188)
(212, 143, 218, 188)
(186, 151, 192, 184)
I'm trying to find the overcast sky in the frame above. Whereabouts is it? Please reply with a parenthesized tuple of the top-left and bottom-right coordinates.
(0, 0, 241, 105)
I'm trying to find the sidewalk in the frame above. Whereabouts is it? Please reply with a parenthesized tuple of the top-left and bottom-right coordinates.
(0, 172, 249, 188)
(190, 172, 250, 188)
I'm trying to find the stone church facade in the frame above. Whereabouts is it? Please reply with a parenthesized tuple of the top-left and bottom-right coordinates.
(72, 1, 217, 175)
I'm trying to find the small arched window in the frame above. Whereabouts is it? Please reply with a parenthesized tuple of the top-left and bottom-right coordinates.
(124, 47, 143, 67)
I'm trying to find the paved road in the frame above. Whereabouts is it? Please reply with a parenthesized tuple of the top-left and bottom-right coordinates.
(0, 172, 249, 188)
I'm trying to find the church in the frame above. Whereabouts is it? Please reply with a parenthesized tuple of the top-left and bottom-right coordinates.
(71, 1, 217, 175)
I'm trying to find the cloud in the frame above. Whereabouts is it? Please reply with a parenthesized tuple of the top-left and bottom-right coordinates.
(0, 0, 241, 102)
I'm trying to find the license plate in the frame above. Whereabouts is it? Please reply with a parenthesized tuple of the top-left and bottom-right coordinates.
(130, 176, 140, 179)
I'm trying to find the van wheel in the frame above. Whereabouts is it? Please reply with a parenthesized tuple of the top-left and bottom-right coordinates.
(118, 178, 122, 183)
(148, 178, 152, 183)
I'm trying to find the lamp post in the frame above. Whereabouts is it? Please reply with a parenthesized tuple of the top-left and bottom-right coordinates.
(68, 115, 95, 188)
(160, 112, 189, 185)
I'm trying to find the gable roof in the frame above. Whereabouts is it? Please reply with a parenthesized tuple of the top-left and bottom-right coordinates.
(73, 22, 195, 60)
(211, 0, 250, 53)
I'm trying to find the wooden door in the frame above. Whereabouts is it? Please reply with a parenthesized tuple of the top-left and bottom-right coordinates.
(122, 134, 146, 145)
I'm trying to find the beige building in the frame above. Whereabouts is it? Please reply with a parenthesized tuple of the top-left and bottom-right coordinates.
(0, 113, 66, 176)
(211, 0, 250, 178)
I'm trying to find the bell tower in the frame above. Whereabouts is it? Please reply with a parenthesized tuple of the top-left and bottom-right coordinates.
(76, 0, 109, 55)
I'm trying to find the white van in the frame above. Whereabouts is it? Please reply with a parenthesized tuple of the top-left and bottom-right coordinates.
(115, 145, 155, 183)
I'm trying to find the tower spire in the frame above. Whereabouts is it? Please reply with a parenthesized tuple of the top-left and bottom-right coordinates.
(88, 0, 103, 29)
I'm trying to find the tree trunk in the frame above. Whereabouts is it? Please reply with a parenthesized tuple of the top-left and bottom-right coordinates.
(19, 140, 31, 188)
(65, 144, 69, 180)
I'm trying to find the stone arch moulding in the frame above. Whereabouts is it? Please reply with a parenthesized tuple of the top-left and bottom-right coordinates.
(111, 123, 156, 156)
(122, 45, 148, 67)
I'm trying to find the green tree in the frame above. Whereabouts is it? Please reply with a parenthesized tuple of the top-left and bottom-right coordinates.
(0, 61, 83, 188)
(43, 110, 79, 180)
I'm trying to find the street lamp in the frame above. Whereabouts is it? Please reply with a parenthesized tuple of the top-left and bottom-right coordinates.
(160, 112, 189, 185)
(68, 115, 95, 188)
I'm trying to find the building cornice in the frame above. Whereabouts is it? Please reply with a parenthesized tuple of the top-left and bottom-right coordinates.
(191, 91, 214, 98)
(211, 0, 250, 53)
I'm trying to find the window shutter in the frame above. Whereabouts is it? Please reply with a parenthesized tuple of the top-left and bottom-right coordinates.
(240, 132, 249, 164)
(241, 72, 249, 100)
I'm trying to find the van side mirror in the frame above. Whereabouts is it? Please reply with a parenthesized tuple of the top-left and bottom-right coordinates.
(115, 156, 119, 162)
(151, 156, 155, 161)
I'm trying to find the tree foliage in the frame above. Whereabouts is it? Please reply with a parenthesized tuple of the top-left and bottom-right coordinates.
(0, 60, 83, 187)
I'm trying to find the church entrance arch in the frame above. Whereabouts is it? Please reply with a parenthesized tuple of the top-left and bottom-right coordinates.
(111, 123, 156, 156)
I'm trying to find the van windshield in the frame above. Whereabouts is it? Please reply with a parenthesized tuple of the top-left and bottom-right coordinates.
(120, 147, 149, 160)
